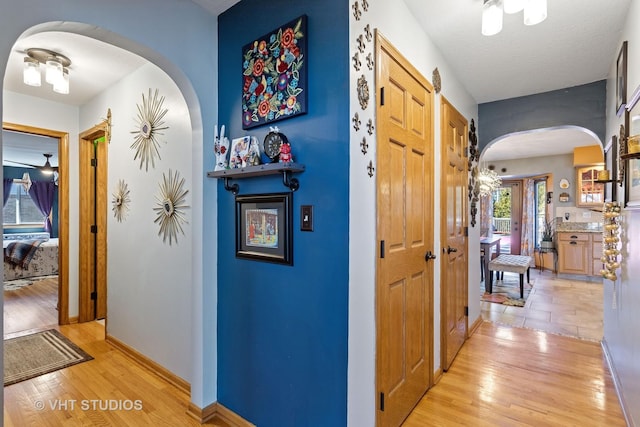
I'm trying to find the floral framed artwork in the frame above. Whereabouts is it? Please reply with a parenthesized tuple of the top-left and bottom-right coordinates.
(241, 15, 308, 130)
(235, 192, 293, 265)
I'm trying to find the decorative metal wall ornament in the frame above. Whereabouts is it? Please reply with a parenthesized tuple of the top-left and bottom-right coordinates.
(432, 67, 442, 94)
(367, 160, 375, 177)
(352, 112, 361, 131)
(357, 75, 370, 110)
(366, 118, 375, 135)
(154, 169, 189, 245)
(131, 88, 169, 171)
(364, 24, 373, 42)
(366, 52, 374, 71)
(356, 34, 366, 53)
(352, 1, 361, 20)
(618, 123, 626, 187)
(361, 137, 368, 155)
(352, 51, 362, 71)
(362, 0, 369, 12)
(111, 179, 131, 222)
(467, 119, 480, 226)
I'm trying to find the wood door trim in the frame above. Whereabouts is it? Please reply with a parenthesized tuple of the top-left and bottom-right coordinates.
(438, 97, 469, 371)
(375, 31, 435, 427)
(2, 122, 69, 325)
(78, 122, 108, 322)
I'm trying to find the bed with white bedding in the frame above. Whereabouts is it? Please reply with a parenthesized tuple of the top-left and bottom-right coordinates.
(3, 233, 59, 281)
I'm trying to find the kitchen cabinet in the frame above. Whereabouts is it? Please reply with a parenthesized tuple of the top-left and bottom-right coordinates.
(557, 232, 602, 276)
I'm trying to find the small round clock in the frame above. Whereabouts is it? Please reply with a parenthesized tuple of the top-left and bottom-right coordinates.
(263, 131, 288, 163)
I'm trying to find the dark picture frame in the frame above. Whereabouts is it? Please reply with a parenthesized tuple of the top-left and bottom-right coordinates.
(235, 192, 293, 264)
(625, 89, 640, 209)
(241, 15, 308, 130)
(616, 41, 628, 117)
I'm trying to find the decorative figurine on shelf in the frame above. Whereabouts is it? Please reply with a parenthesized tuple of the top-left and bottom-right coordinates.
(247, 136, 262, 166)
(214, 125, 230, 171)
(279, 141, 292, 163)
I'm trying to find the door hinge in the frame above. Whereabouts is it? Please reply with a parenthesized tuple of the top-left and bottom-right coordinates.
(380, 240, 385, 259)
(464, 306, 469, 316)
(91, 291, 97, 300)
(380, 392, 385, 411)
(91, 158, 97, 167)
(464, 226, 468, 237)
(380, 87, 385, 106)
(91, 225, 98, 234)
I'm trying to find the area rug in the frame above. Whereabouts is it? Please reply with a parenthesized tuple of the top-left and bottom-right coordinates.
(4, 275, 58, 291)
(4, 329, 93, 386)
(481, 273, 534, 307)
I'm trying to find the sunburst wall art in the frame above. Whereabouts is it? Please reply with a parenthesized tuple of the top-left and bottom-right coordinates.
(131, 88, 169, 171)
(153, 169, 189, 246)
(111, 179, 131, 222)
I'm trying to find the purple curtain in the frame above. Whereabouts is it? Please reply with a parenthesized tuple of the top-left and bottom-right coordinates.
(3, 179, 12, 207)
(28, 181, 55, 233)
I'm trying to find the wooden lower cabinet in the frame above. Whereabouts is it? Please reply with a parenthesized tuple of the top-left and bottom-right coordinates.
(557, 232, 601, 276)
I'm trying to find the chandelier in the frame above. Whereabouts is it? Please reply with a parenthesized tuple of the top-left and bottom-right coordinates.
(23, 48, 71, 94)
(482, 0, 548, 36)
(478, 167, 502, 197)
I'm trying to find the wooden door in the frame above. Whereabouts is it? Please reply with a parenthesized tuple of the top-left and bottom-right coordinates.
(376, 33, 435, 427)
(504, 181, 522, 255)
(79, 124, 108, 321)
(440, 97, 468, 371)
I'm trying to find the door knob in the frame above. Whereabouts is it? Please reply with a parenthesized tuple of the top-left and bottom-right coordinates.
(425, 251, 437, 261)
(446, 246, 458, 254)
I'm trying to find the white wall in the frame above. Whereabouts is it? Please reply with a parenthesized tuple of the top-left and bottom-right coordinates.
(603, 0, 640, 423)
(0, 0, 217, 408)
(3, 91, 81, 316)
(81, 62, 194, 381)
(348, 0, 478, 425)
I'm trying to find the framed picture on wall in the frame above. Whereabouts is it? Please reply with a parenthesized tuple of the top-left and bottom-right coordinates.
(235, 192, 293, 264)
(241, 15, 308, 130)
(616, 41, 628, 117)
(625, 84, 640, 209)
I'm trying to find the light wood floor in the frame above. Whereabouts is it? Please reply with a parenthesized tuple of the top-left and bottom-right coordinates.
(481, 271, 604, 341)
(4, 273, 625, 426)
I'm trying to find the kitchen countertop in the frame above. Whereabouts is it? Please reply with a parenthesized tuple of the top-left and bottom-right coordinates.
(556, 222, 602, 233)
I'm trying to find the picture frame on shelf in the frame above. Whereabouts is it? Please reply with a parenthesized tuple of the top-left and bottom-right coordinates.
(229, 136, 250, 169)
(616, 41, 628, 117)
(235, 192, 293, 265)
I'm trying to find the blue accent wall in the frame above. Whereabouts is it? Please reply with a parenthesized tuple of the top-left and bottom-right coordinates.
(3, 166, 59, 238)
(478, 80, 606, 149)
(217, 1, 349, 425)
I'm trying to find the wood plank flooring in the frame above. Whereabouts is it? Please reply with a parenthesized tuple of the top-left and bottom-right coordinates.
(4, 273, 625, 426)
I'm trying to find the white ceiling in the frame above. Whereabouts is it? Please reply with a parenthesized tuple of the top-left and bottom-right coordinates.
(2, 0, 632, 166)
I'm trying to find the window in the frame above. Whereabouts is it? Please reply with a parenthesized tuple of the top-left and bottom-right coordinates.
(3, 181, 43, 225)
(534, 179, 547, 246)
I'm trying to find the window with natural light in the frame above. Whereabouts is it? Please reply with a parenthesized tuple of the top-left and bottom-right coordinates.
(3, 181, 43, 226)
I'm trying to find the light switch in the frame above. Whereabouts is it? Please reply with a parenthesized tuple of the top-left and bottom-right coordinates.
(301, 205, 313, 231)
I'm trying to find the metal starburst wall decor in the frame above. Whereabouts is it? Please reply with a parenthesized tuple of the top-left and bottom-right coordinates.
(153, 169, 189, 245)
(111, 179, 131, 222)
(131, 88, 169, 171)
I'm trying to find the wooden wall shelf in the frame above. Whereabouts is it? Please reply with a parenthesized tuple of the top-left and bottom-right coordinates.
(621, 152, 640, 161)
(207, 162, 305, 194)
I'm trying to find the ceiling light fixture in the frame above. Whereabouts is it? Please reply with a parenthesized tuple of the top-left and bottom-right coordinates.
(482, 0, 547, 36)
(23, 48, 71, 94)
(478, 167, 502, 196)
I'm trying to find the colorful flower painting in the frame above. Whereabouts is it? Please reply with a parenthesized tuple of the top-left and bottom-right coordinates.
(241, 15, 307, 129)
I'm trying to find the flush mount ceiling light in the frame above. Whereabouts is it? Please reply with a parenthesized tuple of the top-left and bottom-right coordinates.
(482, 0, 547, 36)
(23, 48, 71, 94)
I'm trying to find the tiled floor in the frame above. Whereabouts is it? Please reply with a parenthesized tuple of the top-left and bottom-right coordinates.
(481, 269, 604, 341)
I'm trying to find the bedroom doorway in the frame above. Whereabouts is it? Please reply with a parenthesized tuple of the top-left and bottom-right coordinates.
(2, 122, 70, 327)
(78, 119, 109, 322)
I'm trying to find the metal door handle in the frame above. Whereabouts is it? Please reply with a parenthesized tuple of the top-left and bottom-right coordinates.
(446, 246, 458, 254)
(425, 251, 437, 261)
